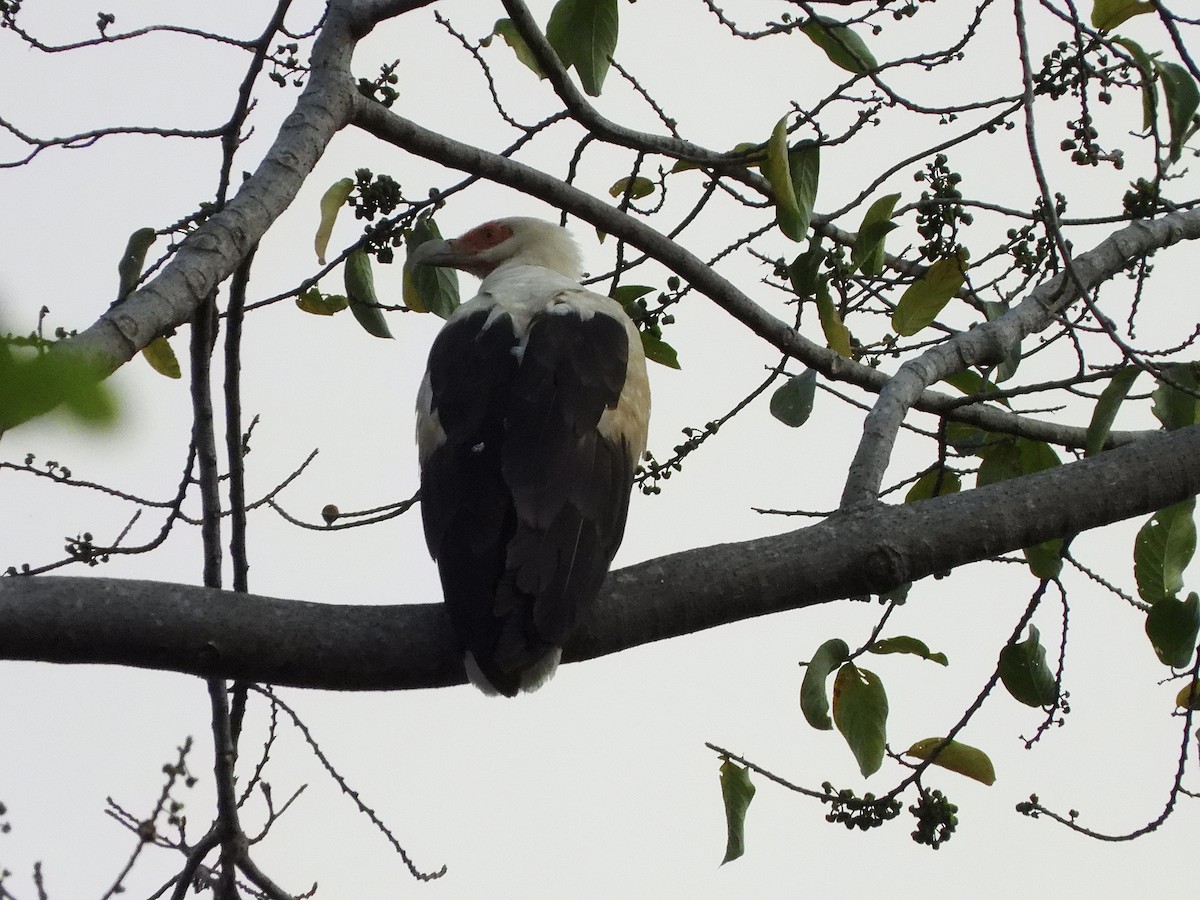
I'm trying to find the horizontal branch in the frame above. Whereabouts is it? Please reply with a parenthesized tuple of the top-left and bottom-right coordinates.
(5, 424, 1200, 690)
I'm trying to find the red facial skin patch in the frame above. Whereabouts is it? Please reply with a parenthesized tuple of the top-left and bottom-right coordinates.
(456, 220, 514, 254)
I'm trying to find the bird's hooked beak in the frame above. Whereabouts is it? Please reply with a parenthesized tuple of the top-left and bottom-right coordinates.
(407, 238, 460, 269)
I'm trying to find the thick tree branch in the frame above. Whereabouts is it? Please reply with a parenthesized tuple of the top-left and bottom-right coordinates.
(0, 1, 363, 431)
(5, 423, 1200, 690)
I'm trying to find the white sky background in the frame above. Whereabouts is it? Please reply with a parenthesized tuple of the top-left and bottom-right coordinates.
(2, 1, 1198, 897)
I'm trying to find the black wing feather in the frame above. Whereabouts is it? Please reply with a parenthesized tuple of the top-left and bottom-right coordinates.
(420, 302, 635, 695)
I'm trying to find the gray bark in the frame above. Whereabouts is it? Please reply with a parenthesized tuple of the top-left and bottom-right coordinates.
(5, 423, 1199, 690)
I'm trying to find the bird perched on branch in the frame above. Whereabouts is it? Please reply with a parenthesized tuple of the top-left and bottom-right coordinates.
(411, 217, 650, 696)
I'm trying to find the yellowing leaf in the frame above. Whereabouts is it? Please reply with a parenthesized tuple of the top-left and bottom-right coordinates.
(315, 177, 354, 264)
(295, 287, 348, 316)
(904, 468, 961, 503)
(815, 279, 851, 358)
(891, 252, 968, 336)
(1091, 0, 1154, 31)
(608, 176, 655, 199)
(142, 336, 181, 379)
(906, 738, 996, 786)
(1175, 680, 1200, 710)
(868, 635, 949, 666)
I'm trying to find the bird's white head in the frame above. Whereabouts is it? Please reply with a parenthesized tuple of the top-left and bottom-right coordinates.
(408, 217, 583, 280)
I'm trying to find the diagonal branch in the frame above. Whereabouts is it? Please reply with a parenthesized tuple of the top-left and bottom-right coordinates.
(5, 423, 1200, 690)
(0, 0, 363, 431)
(351, 96, 1161, 451)
(839, 207, 1200, 508)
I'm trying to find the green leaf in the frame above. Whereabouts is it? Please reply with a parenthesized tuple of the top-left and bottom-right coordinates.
(868, 636, 949, 666)
(800, 15, 878, 75)
(546, 0, 619, 97)
(1114, 37, 1157, 130)
(314, 177, 354, 265)
(851, 192, 901, 276)
(978, 440, 1062, 576)
(1151, 363, 1200, 430)
(718, 759, 755, 866)
(487, 18, 546, 78)
(769, 369, 817, 427)
(1091, 0, 1154, 31)
(891, 252, 968, 336)
(344, 249, 393, 339)
(1155, 60, 1200, 163)
(814, 278, 852, 358)
(141, 336, 181, 379)
(1135, 499, 1197, 604)
(671, 142, 763, 174)
(608, 176, 655, 200)
(116, 227, 157, 301)
(1017, 437, 1061, 475)
(976, 437, 1020, 487)
(1086, 367, 1140, 456)
(789, 144, 820, 238)
(1023, 539, 1064, 580)
(0, 346, 118, 432)
(611, 284, 655, 307)
(295, 287, 349, 316)
(764, 117, 806, 241)
(800, 638, 849, 731)
(999, 625, 1058, 707)
(639, 330, 680, 369)
(942, 369, 1009, 407)
(905, 738, 996, 786)
(904, 468, 961, 503)
(1146, 592, 1200, 668)
(977, 436, 1058, 488)
(944, 421, 990, 456)
(403, 217, 461, 319)
(832, 663, 888, 778)
(787, 240, 826, 299)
